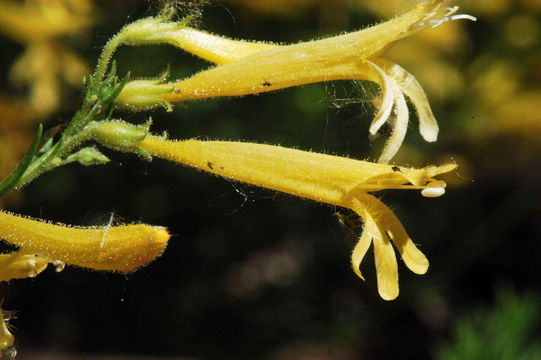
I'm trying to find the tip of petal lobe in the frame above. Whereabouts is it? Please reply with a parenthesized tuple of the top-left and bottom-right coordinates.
(100, 225, 171, 273)
(130, 226, 170, 271)
(403, 248, 429, 275)
(420, 125, 438, 142)
(378, 279, 399, 301)
(351, 226, 373, 282)
(151, 227, 170, 247)
(428, 163, 458, 177)
(351, 266, 366, 281)
(373, 234, 400, 301)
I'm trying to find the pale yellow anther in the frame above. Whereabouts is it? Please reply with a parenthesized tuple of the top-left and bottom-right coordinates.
(421, 187, 446, 197)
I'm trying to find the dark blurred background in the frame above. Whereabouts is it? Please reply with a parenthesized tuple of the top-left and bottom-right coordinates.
(1, 0, 540, 359)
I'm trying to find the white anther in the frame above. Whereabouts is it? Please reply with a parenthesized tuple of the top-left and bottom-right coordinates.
(415, 13, 477, 30)
(446, 14, 478, 22)
(421, 187, 446, 198)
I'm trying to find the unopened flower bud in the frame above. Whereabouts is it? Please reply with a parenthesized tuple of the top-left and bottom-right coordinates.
(92, 120, 149, 153)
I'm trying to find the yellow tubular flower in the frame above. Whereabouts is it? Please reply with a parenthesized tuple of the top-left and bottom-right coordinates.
(0, 252, 50, 282)
(0, 211, 170, 273)
(117, 0, 475, 163)
(134, 134, 456, 300)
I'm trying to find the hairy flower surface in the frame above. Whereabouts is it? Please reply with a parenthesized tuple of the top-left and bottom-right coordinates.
(0, 211, 170, 273)
(133, 134, 456, 300)
(117, 0, 474, 163)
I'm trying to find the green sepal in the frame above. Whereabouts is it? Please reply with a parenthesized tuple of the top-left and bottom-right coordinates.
(114, 66, 173, 112)
(64, 147, 111, 166)
(0, 124, 43, 196)
(102, 60, 117, 87)
(133, 147, 152, 161)
(103, 71, 131, 119)
(36, 137, 54, 157)
(98, 61, 127, 104)
(92, 119, 150, 152)
(156, 64, 170, 83)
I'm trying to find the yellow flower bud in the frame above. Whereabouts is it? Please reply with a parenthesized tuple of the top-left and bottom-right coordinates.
(114, 78, 173, 112)
(0, 211, 170, 273)
(92, 120, 149, 153)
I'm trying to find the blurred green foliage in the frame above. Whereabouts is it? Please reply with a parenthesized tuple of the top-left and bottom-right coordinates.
(435, 288, 541, 360)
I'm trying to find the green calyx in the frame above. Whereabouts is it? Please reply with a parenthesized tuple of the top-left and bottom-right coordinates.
(92, 119, 152, 159)
(115, 65, 174, 112)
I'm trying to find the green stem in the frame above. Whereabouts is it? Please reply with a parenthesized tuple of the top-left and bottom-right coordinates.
(13, 31, 126, 189)
(89, 33, 124, 97)
(15, 111, 100, 188)
(1, 20, 134, 194)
